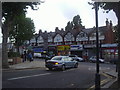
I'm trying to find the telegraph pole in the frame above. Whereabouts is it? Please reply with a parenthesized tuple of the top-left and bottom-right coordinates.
(117, 1, 120, 88)
(95, 2, 101, 90)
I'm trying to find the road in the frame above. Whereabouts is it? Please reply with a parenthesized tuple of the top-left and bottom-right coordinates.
(2, 62, 116, 88)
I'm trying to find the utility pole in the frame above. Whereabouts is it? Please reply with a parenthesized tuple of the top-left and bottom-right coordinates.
(95, 2, 100, 90)
(117, 1, 120, 88)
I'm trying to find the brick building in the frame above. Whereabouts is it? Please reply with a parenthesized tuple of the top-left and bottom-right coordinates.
(27, 19, 117, 61)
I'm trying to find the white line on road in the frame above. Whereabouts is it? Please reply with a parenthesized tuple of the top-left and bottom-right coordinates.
(8, 73, 51, 81)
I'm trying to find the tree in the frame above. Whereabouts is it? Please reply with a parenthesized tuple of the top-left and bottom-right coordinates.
(65, 15, 85, 31)
(89, 1, 120, 88)
(73, 15, 83, 29)
(9, 14, 35, 52)
(65, 21, 73, 31)
(2, 2, 41, 68)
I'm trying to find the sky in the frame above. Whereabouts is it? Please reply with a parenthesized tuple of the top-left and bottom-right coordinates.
(0, 0, 118, 43)
(26, 0, 118, 33)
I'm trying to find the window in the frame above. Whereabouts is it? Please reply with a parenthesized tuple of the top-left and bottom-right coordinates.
(54, 34, 63, 42)
(64, 32, 74, 41)
(76, 32, 88, 41)
(37, 36, 44, 43)
(51, 56, 62, 61)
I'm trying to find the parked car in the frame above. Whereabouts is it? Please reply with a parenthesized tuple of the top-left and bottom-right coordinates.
(34, 53, 41, 58)
(69, 55, 84, 62)
(89, 56, 104, 63)
(45, 56, 78, 71)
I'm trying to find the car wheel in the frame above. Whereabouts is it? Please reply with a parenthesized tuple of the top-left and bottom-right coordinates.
(74, 63, 78, 68)
(61, 65, 65, 71)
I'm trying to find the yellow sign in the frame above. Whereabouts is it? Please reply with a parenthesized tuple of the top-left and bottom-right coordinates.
(57, 45, 70, 51)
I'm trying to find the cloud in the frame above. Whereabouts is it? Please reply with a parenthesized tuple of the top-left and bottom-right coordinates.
(26, 0, 117, 33)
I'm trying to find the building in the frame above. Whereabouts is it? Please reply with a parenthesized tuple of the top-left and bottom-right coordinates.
(27, 19, 117, 61)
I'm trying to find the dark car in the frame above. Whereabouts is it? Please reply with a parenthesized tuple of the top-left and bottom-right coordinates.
(45, 56, 78, 71)
(69, 55, 84, 62)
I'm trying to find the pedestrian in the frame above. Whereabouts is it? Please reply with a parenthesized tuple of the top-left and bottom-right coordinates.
(22, 50, 27, 62)
(27, 51, 33, 62)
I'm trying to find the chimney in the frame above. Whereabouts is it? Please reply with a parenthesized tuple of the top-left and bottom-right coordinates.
(110, 20, 113, 27)
(55, 27, 59, 32)
(106, 18, 109, 27)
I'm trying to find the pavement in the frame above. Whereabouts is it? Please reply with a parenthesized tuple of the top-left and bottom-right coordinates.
(2, 59, 119, 88)
(5, 59, 46, 70)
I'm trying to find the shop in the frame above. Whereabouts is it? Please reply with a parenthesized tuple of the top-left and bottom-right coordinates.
(57, 45, 70, 55)
(47, 45, 57, 56)
(70, 45, 83, 57)
(83, 44, 96, 59)
(102, 43, 118, 62)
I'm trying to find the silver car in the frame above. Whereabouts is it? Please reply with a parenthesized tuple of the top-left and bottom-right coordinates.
(89, 56, 104, 63)
(45, 56, 78, 71)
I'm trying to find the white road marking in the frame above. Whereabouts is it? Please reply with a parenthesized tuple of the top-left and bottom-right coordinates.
(8, 73, 51, 81)
(88, 67, 110, 71)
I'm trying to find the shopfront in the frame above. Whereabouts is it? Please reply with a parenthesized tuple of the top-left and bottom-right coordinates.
(48, 45, 57, 56)
(70, 45, 83, 57)
(57, 45, 70, 55)
(102, 43, 118, 62)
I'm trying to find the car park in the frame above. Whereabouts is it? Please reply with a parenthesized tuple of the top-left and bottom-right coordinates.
(69, 55, 84, 62)
(89, 56, 104, 63)
(45, 56, 78, 71)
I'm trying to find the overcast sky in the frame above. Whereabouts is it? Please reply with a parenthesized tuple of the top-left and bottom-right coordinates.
(0, 0, 118, 43)
(26, 0, 118, 33)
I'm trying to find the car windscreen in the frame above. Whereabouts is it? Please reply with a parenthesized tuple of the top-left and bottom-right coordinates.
(51, 57, 62, 61)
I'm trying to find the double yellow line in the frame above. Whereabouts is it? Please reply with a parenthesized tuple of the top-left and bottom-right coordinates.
(87, 72, 113, 90)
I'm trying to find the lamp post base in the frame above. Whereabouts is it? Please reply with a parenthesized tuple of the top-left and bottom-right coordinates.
(95, 73, 101, 90)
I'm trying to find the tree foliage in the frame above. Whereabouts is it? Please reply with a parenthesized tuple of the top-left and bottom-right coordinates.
(9, 14, 35, 48)
(65, 15, 85, 31)
(65, 21, 73, 31)
(2, 2, 41, 68)
(88, 2, 119, 18)
(73, 15, 83, 29)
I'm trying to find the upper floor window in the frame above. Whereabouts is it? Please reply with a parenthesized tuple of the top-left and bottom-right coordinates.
(48, 36, 53, 42)
(90, 31, 105, 40)
(54, 34, 63, 42)
(76, 32, 88, 41)
(37, 36, 44, 43)
(30, 37, 36, 43)
(64, 32, 74, 41)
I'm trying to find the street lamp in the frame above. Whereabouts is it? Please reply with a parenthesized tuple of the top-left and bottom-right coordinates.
(95, 2, 100, 90)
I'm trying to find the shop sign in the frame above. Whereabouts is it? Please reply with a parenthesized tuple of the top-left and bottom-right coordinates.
(33, 48, 43, 52)
(84, 44, 96, 48)
(57, 45, 70, 51)
(70, 45, 83, 50)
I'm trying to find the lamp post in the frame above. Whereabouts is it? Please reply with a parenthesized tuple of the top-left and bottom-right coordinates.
(95, 2, 100, 90)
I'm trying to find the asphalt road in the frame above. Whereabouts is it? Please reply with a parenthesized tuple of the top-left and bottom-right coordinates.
(2, 62, 116, 88)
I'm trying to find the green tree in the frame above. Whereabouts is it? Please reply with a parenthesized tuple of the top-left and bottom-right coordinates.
(9, 14, 35, 52)
(65, 21, 73, 31)
(2, 2, 41, 68)
(73, 15, 83, 29)
(65, 15, 85, 31)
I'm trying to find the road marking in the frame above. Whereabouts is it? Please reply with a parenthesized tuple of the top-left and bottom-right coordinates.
(87, 72, 114, 90)
(88, 67, 110, 71)
(8, 73, 51, 81)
